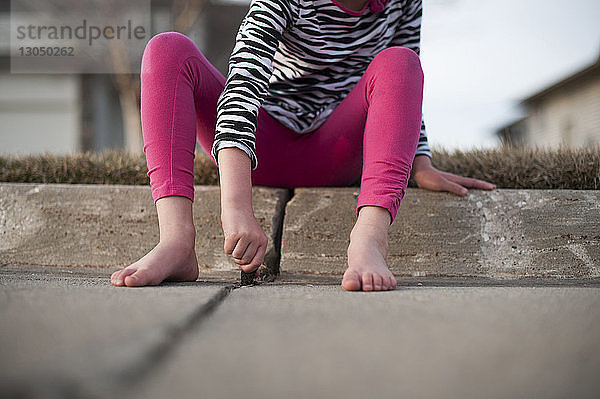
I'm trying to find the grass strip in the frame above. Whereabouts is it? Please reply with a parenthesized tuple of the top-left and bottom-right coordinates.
(0, 146, 598, 189)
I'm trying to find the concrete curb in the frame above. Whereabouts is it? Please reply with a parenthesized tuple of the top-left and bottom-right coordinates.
(281, 188, 600, 278)
(1, 183, 599, 280)
(0, 183, 290, 273)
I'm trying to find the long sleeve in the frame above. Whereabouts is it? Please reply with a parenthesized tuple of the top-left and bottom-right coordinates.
(211, 0, 296, 170)
(390, 0, 431, 158)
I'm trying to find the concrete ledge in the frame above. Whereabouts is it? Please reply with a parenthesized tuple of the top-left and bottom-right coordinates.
(0, 183, 290, 272)
(281, 188, 600, 279)
(2, 183, 599, 280)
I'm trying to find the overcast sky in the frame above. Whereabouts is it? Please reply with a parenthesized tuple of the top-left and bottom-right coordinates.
(227, 0, 600, 150)
(420, 0, 600, 150)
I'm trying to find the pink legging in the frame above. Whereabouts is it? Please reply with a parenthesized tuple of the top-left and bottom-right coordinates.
(141, 32, 424, 224)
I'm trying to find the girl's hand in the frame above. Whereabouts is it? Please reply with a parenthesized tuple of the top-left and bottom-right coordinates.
(412, 155, 496, 196)
(221, 206, 268, 273)
(216, 147, 267, 273)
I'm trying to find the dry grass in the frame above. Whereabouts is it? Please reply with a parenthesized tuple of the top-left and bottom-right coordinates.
(0, 150, 219, 185)
(422, 146, 600, 190)
(0, 146, 598, 189)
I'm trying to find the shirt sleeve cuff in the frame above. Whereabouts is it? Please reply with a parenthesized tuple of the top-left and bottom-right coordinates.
(415, 147, 432, 159)
(211, 140, 258, 171)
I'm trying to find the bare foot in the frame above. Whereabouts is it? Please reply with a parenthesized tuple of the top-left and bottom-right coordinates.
(342, 207, 397, 292)
(111, 196, 199, 287)
(111, 234, 199, 287)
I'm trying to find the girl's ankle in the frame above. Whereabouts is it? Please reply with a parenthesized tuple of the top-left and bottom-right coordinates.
(159, 225, 196, 248)
(349, 223, 389, 251)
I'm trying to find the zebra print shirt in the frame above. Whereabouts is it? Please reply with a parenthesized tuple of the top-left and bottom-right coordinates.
(211, 0, 431, 170)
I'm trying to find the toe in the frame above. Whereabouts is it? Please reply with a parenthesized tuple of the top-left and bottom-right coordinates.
(124, 268, 153, 287)
(387, 275, 397, 290)
(110, 270, 122, 286)
(341, 269, 361, 291)
(111, 267, 136, 286)
(361, 271, 374, 292)
(372, 273, 383, 291)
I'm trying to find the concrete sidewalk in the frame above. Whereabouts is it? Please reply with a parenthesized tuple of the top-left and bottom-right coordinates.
(1, 265, 599, 399)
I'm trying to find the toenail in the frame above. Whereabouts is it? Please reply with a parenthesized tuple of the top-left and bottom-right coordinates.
(375, 285, 381, 290)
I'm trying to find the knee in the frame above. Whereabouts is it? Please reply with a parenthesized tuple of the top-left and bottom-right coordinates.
(370, 46, 424, 82)
(141, 32, 199, 72)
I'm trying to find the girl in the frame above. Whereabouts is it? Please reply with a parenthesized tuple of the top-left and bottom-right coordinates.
(110, 0, 495, 291)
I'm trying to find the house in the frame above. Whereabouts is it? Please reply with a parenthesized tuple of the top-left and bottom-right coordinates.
(0, 0, 249, 156)
(497, 54, 600, 148)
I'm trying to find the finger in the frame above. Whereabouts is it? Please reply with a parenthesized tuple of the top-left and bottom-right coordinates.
(418, 173, 451, 193)
(233, 257, 250, 265)
(237, 241, 259, 265)
(241, 239, 267, 272)
(472, 179, 497, 190)
(253, 240, 267, 267)
(438, 178, 468, 196)
(231, 237, 251, 260)
(240, 262, 260, 273)
(451, 176, 496, 190)
(223, 233, 238, 255)
(441, 172, 496, 190)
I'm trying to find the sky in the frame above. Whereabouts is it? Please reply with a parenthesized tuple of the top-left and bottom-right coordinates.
(227, 0, 600, 150)
(420, 0, 600, 150)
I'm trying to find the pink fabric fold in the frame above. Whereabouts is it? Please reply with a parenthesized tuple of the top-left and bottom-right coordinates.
(369, 0, 390, 13)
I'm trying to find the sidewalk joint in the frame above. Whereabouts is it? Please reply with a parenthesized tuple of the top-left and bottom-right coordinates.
(243, 188, 294, 285)
(113, 284, 236, 393)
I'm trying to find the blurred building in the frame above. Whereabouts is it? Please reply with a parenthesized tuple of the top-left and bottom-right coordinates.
(497, 54, 600, 148)
(0, 0, 249, 156)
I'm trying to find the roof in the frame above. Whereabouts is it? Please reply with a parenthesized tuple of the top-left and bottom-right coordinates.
(521, 54, 600, 105)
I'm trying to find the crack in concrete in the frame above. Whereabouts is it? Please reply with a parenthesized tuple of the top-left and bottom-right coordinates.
(109, 284, 237, 397)
(4, 284, 240, 399)
(243, 188, 295, 284)
(263, 188, 294, 276)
